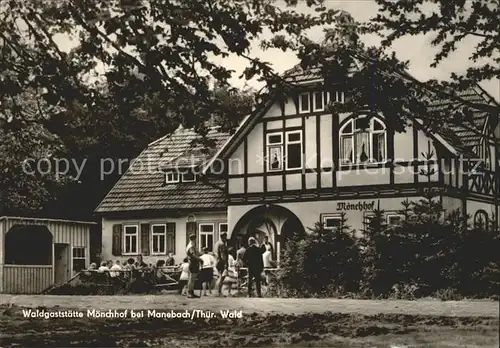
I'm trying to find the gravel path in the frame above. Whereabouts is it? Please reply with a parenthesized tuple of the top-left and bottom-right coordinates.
(2, 295, 498, 317)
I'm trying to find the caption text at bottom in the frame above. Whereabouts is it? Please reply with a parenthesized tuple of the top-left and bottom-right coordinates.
(22, 309, 243, 319)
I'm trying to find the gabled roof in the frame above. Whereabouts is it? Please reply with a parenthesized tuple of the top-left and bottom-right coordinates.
(206, 61, 495, 164)
(95, 126, 230, 214)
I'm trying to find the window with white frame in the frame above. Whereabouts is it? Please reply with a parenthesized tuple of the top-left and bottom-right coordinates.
(267, 131, 303, 171)
(199, 223, 215, 252)
(72, 247, 86, 271)
(363, 212, 375, 226)
(123, 225, 139, 254)
(313, 91, 324, 111)
(299, 92, 310, 113)
(286, 131, 303, 169)
(386, 214, 404, 226)
(151, 224, 166, 254)
(340, 116, 387, 165)
(323, 215, 343, 231)
(181, 171, 196, 182)
(267, 133, 283, 171)
(165, 171, 179, 184)
(335, 91, 345, 103)
(326, 91, 345, 104)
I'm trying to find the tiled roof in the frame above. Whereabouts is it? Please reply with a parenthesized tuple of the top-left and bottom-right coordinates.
(95, 127, 230, 214)
(427, 88, 489, 155)
(284, 64, 322, 83)
(283, 59, 492, 156)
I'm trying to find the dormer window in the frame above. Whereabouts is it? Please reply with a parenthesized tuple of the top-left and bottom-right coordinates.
(165, 171, 179, 184)
(326, 91, 345, 104)
(299, 93, 310, 113)
(313, 91, 324, 111)
(182, 172, 197, 182)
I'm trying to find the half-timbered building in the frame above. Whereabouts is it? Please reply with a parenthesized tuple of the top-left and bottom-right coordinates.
(201, 64, 499, 262)
(95, 126, 229, 265)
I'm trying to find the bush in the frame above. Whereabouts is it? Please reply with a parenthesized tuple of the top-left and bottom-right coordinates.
(278, 214, 362, 297)
(277, 197, 499, 300)
(434, 288, 463, 301)
(454, 223, 499, 298)
(357, 194, 499, 299)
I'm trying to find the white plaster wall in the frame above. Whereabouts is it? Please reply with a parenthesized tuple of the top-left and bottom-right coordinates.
(101, 211, 227, 265)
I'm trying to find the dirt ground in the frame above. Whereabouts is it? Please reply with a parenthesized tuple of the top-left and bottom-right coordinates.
(1, 295, 499, 347)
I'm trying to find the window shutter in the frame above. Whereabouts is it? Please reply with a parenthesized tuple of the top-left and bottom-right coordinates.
(140, 223, 150, 255)
(166, 222, 176, 254)
(112, 224, 123, 256)
(186, 221, 197, 247)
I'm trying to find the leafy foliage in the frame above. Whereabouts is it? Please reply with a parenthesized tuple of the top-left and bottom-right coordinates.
(358, 208, 392, 297)
(0, 0, 344, 130)
(365, 0, 499, 143)
(0, 0, 496, 216)
(371, 0, 499, 86)
(0, 0, 345, 214)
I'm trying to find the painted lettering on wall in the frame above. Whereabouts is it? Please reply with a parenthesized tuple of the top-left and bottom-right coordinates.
(336, 201, 375, 211)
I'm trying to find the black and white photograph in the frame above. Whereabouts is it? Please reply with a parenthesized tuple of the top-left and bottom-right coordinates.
(0, 0, 499, 346)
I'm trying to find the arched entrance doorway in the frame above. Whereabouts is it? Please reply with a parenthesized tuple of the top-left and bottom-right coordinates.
(230, 204, 306, 263)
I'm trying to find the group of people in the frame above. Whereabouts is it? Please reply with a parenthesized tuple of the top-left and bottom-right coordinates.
(184, 232, 276, 299)
(86, 254, 175, 279)
(84, 233, 277, 298)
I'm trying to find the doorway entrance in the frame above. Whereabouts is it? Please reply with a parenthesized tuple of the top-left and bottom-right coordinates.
(230, 204, 306, 264)
(54, 243, 70, 285)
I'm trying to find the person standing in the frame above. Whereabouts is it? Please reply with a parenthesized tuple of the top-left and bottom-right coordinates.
(236, 244, 246, 264)
(214, 232, 229, 296)
(260, 235, 274, 256)
(262, 244, 275, 286)
(178, 257, 190, 296)
(199, 248, 215, 296)
(243, 237, 264, 297)
(262, 245, 275, 269)
(186, 234, 201, 298)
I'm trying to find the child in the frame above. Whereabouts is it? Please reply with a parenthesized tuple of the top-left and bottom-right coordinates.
(199, 248, 215, 296)
(178, 257, 190, 296)
(165, 253, 175, 266)
(124, 258, 135, 280)
(233, 257, 244, 296)
(224, 249, 238, 296)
